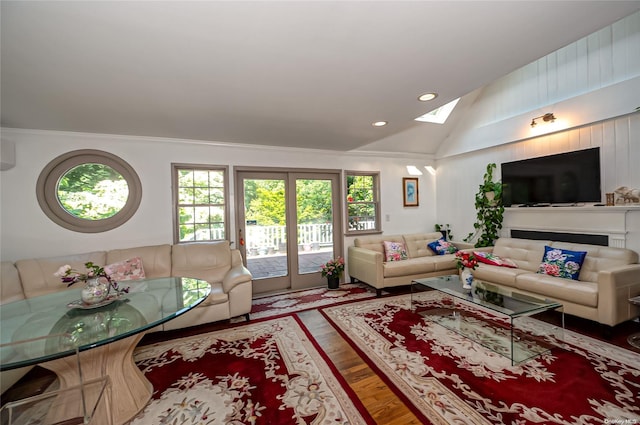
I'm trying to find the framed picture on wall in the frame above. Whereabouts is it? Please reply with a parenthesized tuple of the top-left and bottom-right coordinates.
(403, 177, 419, 207)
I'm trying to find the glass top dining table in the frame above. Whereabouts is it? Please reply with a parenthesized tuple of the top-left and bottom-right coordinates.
(1, 276, 211, 371)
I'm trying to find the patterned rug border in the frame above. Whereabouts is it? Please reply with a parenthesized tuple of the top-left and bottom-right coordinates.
(134, 314, 377, 425)
(319, 293, 640, 425)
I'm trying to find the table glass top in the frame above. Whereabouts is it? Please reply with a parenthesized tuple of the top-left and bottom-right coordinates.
(413, 275, 562, 318)
(1, 277, 211, 370)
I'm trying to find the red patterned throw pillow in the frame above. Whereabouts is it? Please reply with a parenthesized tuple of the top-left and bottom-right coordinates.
(473, 251, 518, 268)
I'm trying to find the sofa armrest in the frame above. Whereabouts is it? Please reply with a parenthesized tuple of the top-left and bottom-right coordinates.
(347, 246, 384, 288)
(452, 241, 477, 250)
(222, 264, 253, 293)
(597, 264, 640, 326)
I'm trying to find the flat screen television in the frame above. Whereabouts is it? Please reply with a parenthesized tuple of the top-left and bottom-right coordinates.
(501, 148, 601, 207)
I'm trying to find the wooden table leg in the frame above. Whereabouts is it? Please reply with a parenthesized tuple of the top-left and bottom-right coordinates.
(41, 333, 152, 425)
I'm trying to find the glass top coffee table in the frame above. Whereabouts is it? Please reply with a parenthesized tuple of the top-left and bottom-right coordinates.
(412, 275, 564, 365)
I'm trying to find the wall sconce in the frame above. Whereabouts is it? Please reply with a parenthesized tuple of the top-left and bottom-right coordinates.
(530, 113, 556, 127)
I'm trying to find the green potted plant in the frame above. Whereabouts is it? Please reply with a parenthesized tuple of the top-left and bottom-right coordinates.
(464, 163, 504, 248)
(434, 224, 453, 241)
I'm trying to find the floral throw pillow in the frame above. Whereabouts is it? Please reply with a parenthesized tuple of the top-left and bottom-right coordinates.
(383, 241, 408, 262)
(537, 246, 587, 280)
(473, 251, 518, 268)
(427, 238, 458, 255)
(104, 257, 146, 282)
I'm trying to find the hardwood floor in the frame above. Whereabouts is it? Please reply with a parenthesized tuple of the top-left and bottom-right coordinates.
(3, 291, 639, 425)
(297, 309, 423, 425)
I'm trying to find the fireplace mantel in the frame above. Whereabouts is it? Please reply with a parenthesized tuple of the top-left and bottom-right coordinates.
(502, 205, 640, 249)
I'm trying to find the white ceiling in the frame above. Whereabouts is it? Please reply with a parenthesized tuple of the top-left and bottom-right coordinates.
(2, 1, 639, 154)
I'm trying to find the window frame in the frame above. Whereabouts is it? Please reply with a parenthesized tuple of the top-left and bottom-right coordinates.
(344, 170, 381, 235)
(36, 149, 142, 233)
(172, 163, 230, 244)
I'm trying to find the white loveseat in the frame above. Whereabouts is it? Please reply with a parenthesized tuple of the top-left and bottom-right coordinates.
(0, 241, 253, 393)
(347, 232, 474, 296)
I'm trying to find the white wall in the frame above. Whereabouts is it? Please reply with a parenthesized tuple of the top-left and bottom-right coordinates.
(437, 11, 640, 158)
(436, 112, 640, 249)
(434, 11, 640, 253)
(0, 129, 436, 262)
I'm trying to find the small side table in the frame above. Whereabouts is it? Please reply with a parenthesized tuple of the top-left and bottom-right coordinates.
(628, 295, 640, 349)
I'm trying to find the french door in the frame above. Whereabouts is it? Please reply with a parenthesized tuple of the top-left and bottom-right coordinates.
(235, 169, 342, 295)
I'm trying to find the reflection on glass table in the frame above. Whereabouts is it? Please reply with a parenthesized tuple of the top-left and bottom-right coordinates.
(1, 277, 211, 425)
(412, 275, 564, 365)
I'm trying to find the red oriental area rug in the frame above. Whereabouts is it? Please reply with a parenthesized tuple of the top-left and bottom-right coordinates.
(131, 315, 374, 425)
(321, 293, 640, 425)
(247, 283, 383, 320)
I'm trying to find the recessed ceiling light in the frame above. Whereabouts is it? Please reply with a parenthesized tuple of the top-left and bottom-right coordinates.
(372, 121, 388, 127)
(418, 93, 438, 102)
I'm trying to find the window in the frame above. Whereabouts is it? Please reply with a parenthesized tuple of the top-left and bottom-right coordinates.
(36, 150, 142, 233)
(345, 171, 381, 235)
(173, 164, 229, 243)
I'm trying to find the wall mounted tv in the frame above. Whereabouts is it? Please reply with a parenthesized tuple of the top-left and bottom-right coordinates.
(501, 147, 601, 207)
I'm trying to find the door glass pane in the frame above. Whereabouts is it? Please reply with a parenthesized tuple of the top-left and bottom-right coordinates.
(296, 179, 334, 274)
(244, 179, 288, 279)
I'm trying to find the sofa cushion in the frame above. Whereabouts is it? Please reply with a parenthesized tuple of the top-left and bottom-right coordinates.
(383, 257, 435, 277)
(537, 246, 587, 280)
(402, 232, 442, 258)
(472, 264, 529, 288)
(427, 238, 458, 255)
(550, 242, 639, 283)
(354, 235, 403, 254)
(516, 273, 598, 307)
(383, 241, 408, 262)
(1, 261, 25, 304)
(16, 251, 107, 298)
(104, 257, 146, 282)
(172, 241, 232, 283)
(430, 254, 458, 272)
(106, 245, 171, 279)
(493, 238, 550, 272)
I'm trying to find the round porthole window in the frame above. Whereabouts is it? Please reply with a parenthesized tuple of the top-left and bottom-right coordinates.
(37, 150, 142, 233)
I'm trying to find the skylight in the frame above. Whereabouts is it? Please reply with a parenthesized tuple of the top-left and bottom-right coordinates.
(414, 97, 460, 124)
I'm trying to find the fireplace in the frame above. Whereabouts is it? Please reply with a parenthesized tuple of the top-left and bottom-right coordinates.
(502, 206, 640, 250)
(510, 229, 608, 246)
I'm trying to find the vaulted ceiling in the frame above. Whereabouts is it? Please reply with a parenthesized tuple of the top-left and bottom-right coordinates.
(2, 1, 639, 154)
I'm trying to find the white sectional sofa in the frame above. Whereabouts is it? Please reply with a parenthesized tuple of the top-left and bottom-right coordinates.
(471, 237, 640, 329)
(347, 232, 474, 296)
(1, 241, 253, 393)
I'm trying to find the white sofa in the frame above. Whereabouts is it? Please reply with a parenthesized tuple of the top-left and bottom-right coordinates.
(347, 232, 474, 296)
(0, 241, 253, 393)
(471, 237, 640, 329)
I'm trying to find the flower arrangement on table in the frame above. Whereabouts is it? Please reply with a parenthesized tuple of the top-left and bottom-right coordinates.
(455, 251, 478, 270)
(455, 251, 478, 290)
(54, 262, 129, 296)
(320, 257, 345, 278)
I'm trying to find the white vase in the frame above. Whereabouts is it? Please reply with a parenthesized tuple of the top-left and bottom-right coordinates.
(461, 269, 473, 290)
(81, 277, 110, 305)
